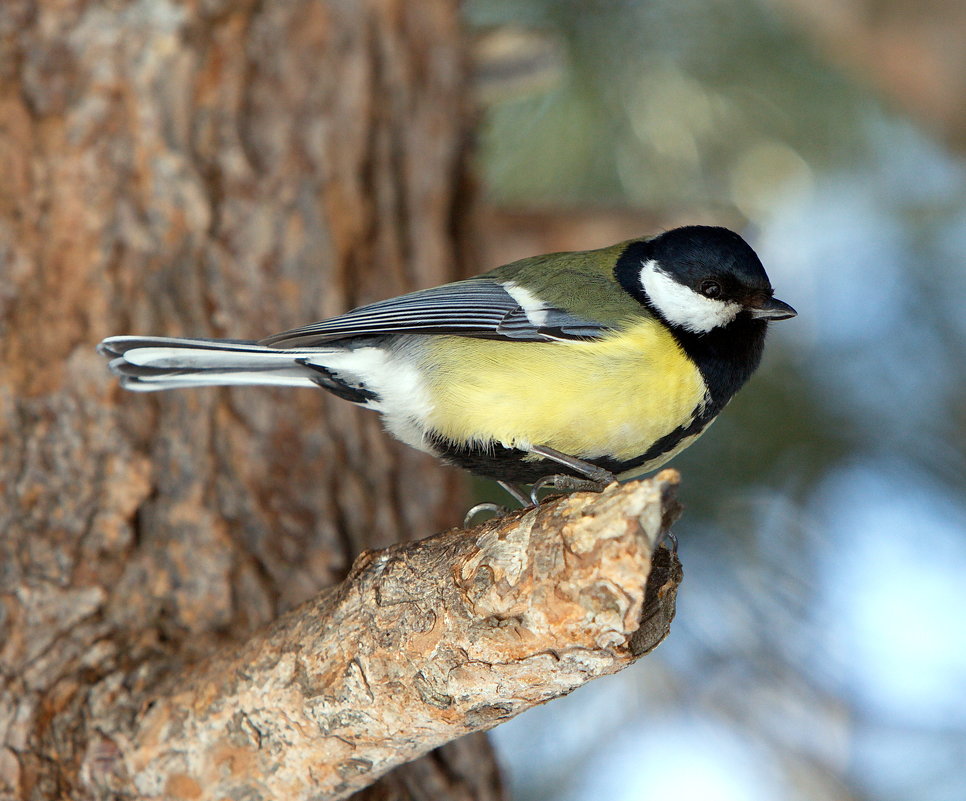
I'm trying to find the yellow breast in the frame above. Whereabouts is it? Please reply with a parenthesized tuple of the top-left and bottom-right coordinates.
(419, 320, 707, 461)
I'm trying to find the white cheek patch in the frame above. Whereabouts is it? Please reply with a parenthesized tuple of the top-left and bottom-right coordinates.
(501, 281, 549, 327)
(639, 259, 741, 333)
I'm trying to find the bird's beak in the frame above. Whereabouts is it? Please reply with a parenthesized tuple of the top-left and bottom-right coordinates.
(747, 296, 797, 321)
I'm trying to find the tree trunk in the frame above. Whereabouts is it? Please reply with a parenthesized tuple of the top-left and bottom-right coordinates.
(0, 1, 494, 798)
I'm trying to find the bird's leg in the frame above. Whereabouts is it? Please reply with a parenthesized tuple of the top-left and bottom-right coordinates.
(526, 445, 618, 505)
(528, 445, 617, 485)
(497, 480, 531, 507)
(463, 482, 531, 526)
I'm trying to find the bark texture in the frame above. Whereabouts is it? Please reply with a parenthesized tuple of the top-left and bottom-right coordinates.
(0, 1, 494, 798)
(78, 475, 682, 801)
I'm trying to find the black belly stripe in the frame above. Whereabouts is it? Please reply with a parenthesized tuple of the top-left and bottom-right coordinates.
(593, 408, 714, 475)
(430, 407, 715, 484)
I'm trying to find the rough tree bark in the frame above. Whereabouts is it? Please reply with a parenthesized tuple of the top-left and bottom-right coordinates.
(0, 1, 500, 798)
(79, 476, 682, 801)
(0, 4, 684, 800)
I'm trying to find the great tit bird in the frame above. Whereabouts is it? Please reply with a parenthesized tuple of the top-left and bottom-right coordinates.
(99, 225, 795, 500)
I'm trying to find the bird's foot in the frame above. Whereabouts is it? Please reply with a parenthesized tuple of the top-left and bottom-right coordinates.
(526, 445, 617, 500)
(529, 473, 616, 506)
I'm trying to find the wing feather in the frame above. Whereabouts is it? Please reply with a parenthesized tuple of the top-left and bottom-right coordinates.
(260, 279, 609, 348)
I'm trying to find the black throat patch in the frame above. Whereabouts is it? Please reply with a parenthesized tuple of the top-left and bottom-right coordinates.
(614, 240, 768, 413)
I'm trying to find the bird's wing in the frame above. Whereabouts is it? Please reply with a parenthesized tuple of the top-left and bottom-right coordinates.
(260, 279, 610, 348)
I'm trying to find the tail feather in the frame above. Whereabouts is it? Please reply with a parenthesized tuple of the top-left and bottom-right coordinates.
(98, 335, 325, 392)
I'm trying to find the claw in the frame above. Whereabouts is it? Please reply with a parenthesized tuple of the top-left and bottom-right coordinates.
(463, 502, 508, 527)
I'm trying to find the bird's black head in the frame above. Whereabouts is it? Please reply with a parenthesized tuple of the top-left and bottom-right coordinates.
(615, 225, 796, 334)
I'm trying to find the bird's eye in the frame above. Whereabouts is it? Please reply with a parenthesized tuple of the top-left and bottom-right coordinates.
(700, 280, 722, 298)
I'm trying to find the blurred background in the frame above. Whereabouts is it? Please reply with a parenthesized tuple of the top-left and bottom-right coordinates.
(464, 1, 966, 800)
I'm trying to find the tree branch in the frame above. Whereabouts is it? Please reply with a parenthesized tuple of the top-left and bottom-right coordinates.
(82, 471, 683, 801)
